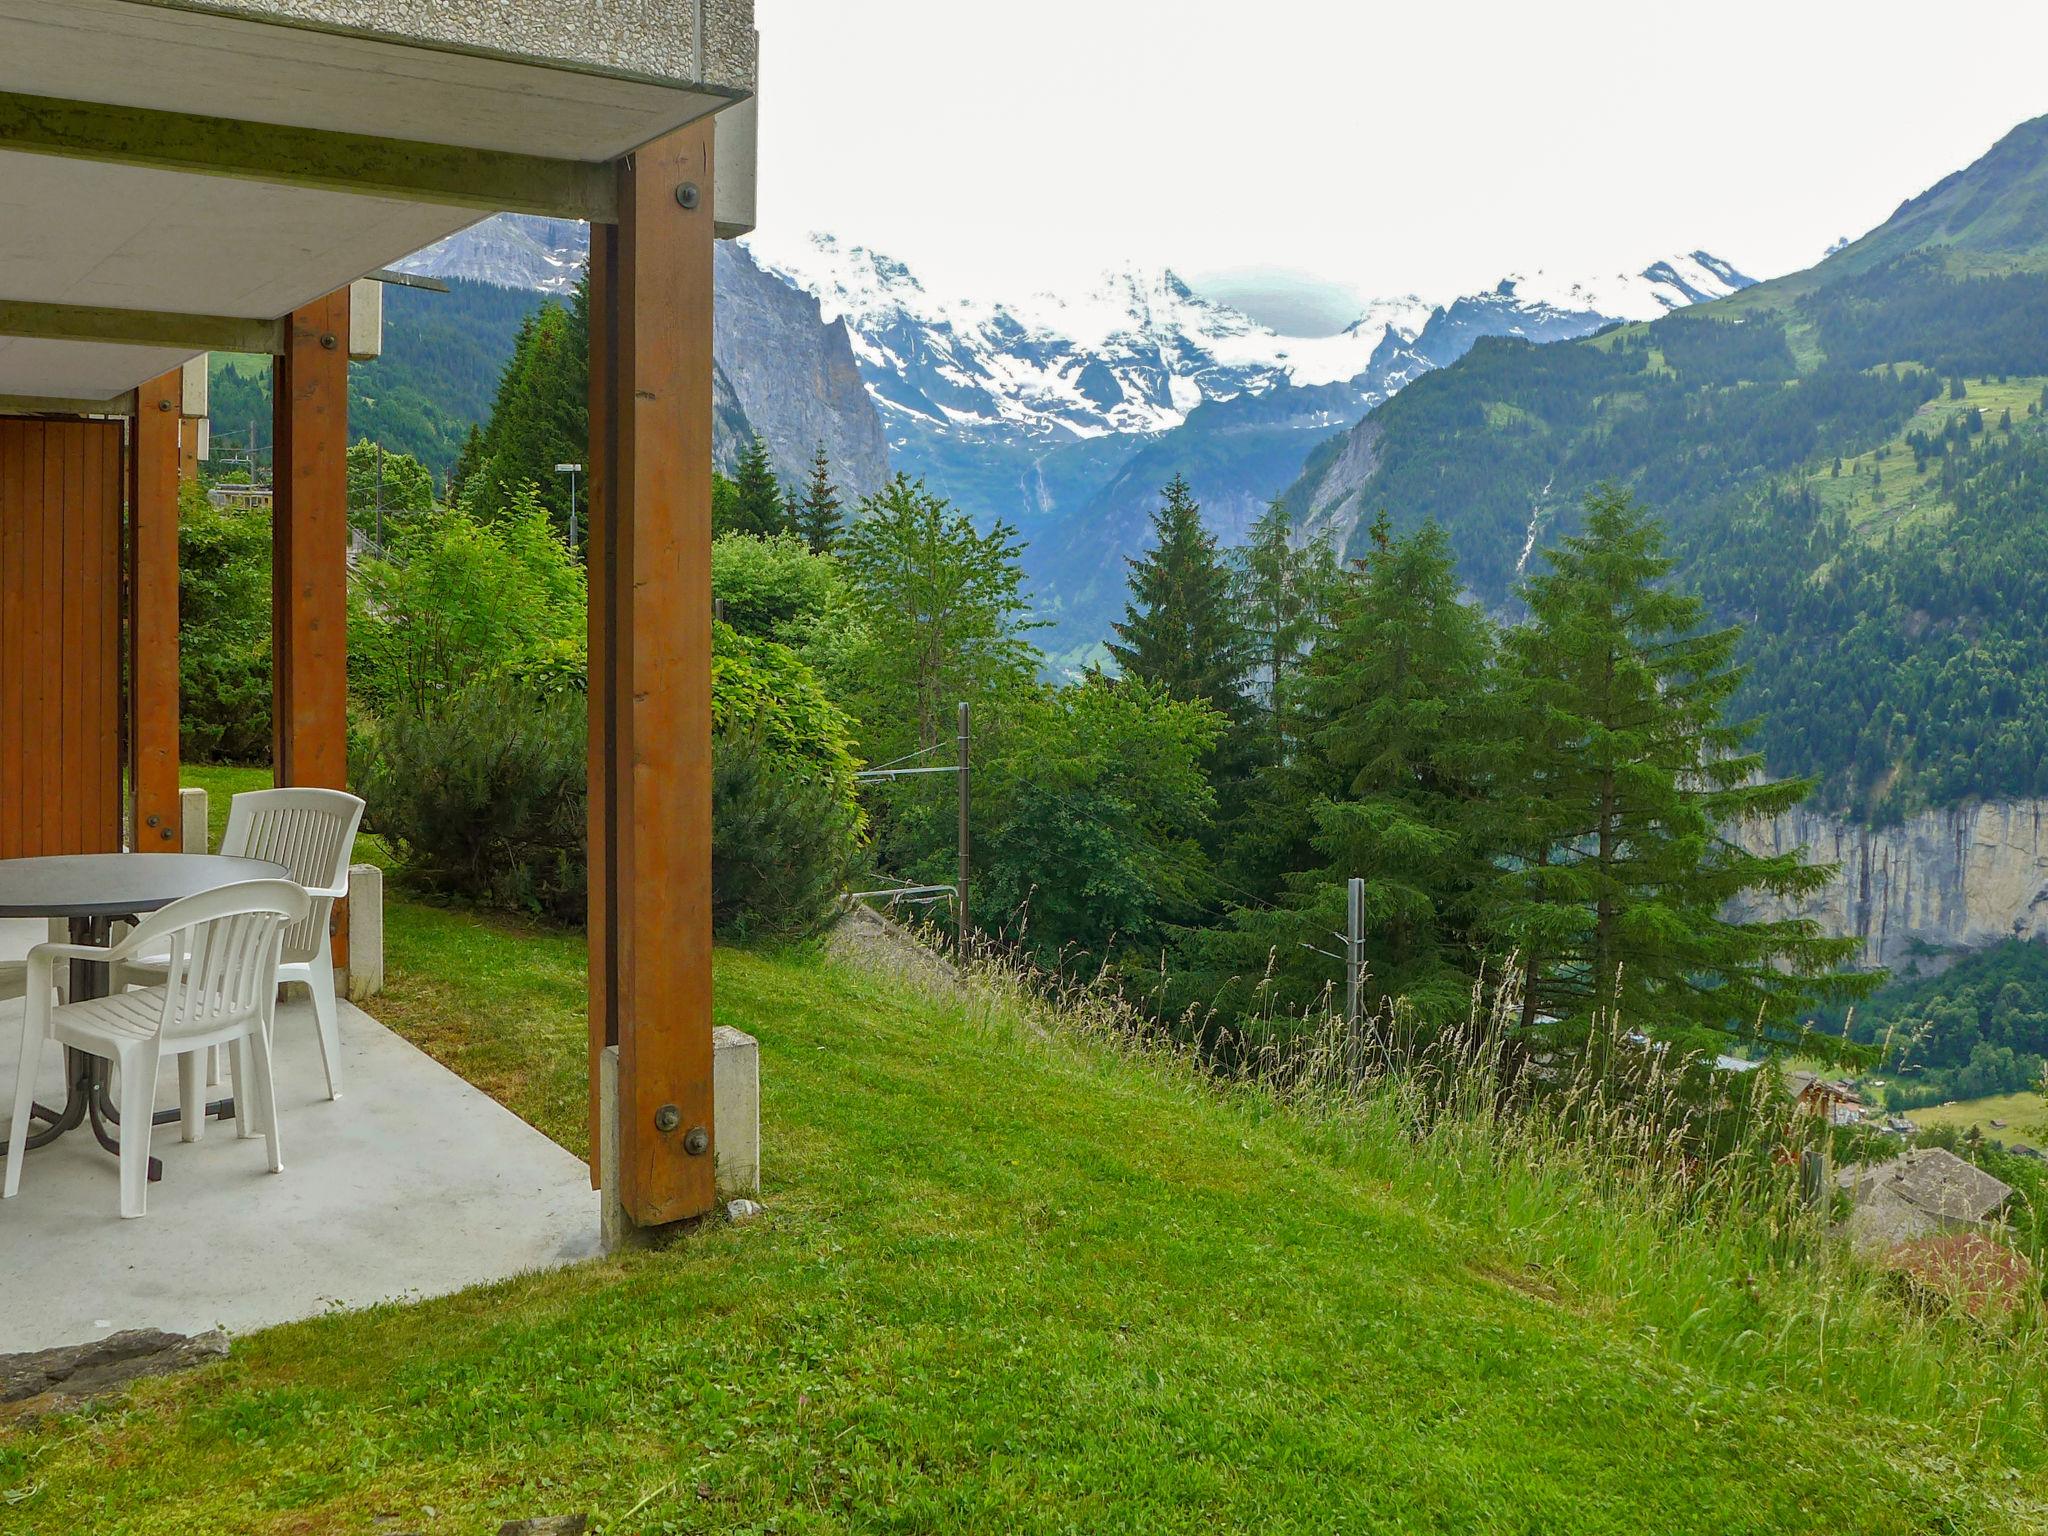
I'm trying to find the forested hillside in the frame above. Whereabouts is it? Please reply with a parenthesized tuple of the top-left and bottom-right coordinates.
(208, 280, 549, 481)
(1285, 115, 2048, 820)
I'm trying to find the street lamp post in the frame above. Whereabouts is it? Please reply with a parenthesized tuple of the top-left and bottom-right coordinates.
(555, 461, 583, 551)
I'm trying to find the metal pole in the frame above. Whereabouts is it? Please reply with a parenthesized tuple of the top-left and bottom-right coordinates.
(374, 440, 384, 549)
(957, 700, 970, 959)
(568, 466, 579, 551)
(1346, 876, 1364, 1026)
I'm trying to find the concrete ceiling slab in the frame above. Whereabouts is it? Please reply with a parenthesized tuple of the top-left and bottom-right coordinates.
(0, 152, 484, 319)
(0, 335, 196, 401)
(0, 0, 732, 159)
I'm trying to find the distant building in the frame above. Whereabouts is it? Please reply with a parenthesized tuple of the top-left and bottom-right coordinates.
(1836, 1146, 2014, 1253)
(1786, 1070, 1866, 1127)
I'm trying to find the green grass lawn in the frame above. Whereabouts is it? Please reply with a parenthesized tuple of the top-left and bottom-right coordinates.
(5, 772, 2046, 1531)
(1908, 1089, 2048, 1142)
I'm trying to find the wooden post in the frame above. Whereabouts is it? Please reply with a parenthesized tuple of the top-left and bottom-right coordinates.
(273, 288, 351, 964)
(129, 371, 182, 851)
(587, 119, 718, 1226)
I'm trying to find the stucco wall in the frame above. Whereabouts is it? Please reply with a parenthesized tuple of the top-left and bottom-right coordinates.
(151, 0, 757, 90)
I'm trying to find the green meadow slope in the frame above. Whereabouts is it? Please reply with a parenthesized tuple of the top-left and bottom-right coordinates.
(4, 867, 2046, 1532)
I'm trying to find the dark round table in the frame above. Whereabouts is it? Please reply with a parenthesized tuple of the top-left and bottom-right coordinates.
(0, 852, 289, 1180)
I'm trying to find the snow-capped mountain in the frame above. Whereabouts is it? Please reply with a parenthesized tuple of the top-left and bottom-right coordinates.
(395, 216, 587, 293)
(749, 232, 1751, 453)
(746, 233, 1752, 664)
(394, 213, 1751, 665)
(748, 232, 1335, 440)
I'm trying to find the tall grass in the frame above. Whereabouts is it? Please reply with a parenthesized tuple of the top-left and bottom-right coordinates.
(868, 922, 2048, 1467)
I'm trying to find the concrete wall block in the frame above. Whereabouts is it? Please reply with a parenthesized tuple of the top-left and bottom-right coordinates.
(178, 786, 208, 854)
(345, 862, 384, 1001)
(713, 1025, 760, 1197)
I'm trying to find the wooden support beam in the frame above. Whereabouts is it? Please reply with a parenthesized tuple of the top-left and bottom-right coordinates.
(0, 299, 279, 355)
(0, 91, 619, 222)
(272, 289, 351, 963)
(129, 371, 182, 851)
(588, 120, 718, 1226)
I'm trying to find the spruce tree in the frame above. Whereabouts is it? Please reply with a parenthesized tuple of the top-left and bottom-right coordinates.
(1233, 497, 1342, 762)
(1174, 514, 1498, 1024)
(796, 444, 844, 553)
(468, 285, 588, 532)
(1109, 476, 1249, 716)
(727, 436, 785, 538)
(447, 423, 486, 506)
(1486, 486, 1873, 1053)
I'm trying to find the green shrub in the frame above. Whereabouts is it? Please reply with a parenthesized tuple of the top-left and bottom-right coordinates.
(349, 485, 585, 716)
(362, 626, 863, 937)
(711, 530, 842, 646)
(712, 620, 862, 817)
(359, 677, 587, 921)
(179, 485, 272, 762)
(712, 731, 861, 940)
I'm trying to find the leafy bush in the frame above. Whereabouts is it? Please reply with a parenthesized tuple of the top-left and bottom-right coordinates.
(712, 620, 862, 814)
(358, 677, 587, 921)
(712, 732, 861, 940)
(711, 530, 842, 646)
(349, 485, 585, 716)
(179, 484, 272, 762)
(362, 625, 862, 937)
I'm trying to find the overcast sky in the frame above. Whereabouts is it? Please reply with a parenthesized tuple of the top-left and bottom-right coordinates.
(752, 0, 2048, 331)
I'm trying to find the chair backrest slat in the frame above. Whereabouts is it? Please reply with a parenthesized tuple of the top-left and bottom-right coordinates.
(127, 880, 308, 1045)
(221, 789, 366, 964)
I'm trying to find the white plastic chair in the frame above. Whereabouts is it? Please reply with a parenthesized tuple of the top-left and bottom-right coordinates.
(4, 879, 310, 1218)
(119, 788, 364, 1100)
(0, 920, 69, 1004)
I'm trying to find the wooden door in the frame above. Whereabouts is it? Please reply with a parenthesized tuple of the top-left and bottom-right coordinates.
(0, 418, 123, 857)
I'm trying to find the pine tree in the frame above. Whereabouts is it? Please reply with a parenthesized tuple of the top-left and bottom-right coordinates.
(726, 436, 784, 538)
(1485, 486, 1873, 1054)
(447, 423, 486, 506)
(1174, 514, 1498, 1024)
(468, 286, 588, 533)
(1109, 476, 1249, 716)
(796, 444, 844, 553)
(1232, 498, 1342, 761)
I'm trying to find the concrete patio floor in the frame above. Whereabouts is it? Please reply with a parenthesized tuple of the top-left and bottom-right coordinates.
(0, 990, 600, 1353)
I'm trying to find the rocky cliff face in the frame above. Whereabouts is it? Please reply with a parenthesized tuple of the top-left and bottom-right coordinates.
(395, 215, 890, 498)
(1733, 800, 2048, 969)
(712, 241, 890, 499)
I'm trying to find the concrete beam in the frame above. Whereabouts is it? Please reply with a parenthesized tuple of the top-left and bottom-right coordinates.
(0, 393, 134, 417)
(0, 300, 281, 355)
(0, 91, 618, 222)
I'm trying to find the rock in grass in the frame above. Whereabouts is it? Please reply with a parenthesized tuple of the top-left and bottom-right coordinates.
(0, 1328, 228, 1409)
(497, 1518, 589, 1536)
(726, 1197, 764, 1224)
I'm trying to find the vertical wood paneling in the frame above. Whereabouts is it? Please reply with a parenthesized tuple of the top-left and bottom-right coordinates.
(0, 418, 122, 858)
(589, 121, 719, 1226)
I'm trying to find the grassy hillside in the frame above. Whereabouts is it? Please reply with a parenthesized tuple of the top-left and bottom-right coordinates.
(1286, 112, 2048, 819)
(5, 795, 2048, 1529)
